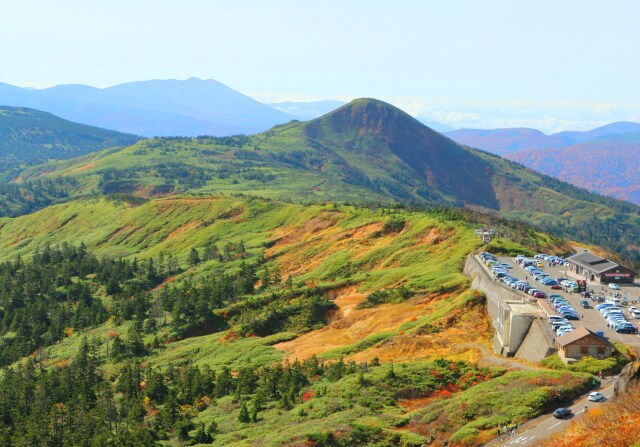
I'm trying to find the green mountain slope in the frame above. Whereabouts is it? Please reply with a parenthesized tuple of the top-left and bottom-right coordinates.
(0, 194, 589, 447)
(0, 106, 141, 165)
(15, 98, 640, 265)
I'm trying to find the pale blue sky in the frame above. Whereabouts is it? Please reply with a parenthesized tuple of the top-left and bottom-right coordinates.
(1, 0, 638, 131)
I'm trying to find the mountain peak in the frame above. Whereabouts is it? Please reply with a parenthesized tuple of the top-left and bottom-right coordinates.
(300, 97, 499, 209)
(310, 97, 429, 138)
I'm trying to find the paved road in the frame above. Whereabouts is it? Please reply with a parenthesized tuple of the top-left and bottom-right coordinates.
(486, 382, 615, 446)
(497, 256, 640, 356)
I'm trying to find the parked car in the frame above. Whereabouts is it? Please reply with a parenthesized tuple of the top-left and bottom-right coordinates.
(532, 291, 547, 298)
(616, 323, 637, 334)
(608, 283, 621, 290)
(549, 316, 568, 324)
(551, 320, 570, 329)
(553, 408, 572, 419)
(588, 392, 605, 402)
(605, 298, 621, 306)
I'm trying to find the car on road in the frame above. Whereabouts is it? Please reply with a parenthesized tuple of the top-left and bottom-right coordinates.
(608, 283, 621, 290)
(588, 392, 605, 402)
(580, 300, 590, 308)
(553, 408, 572, 419)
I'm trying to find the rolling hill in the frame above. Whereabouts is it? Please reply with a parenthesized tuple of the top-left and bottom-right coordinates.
(0, 106, 140, 164)
(0, 193, 593, 447)
(15, 98, 640, 265)
(507, 132, 640, 205)
(0, 78, 293, 137)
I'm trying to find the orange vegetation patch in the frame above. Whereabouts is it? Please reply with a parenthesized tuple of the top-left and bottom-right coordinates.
(397, 395, 447, 412)
(69, 162, 96, 173)
(151, 275, 177, 292)
(166, 221, 202, 240)
(275, 293, 491, 364)
(266, 218, 386, 278)
(151, 197, 224, 214)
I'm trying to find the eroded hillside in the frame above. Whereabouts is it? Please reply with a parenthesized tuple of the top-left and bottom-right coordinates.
(0, 195, 593, 446)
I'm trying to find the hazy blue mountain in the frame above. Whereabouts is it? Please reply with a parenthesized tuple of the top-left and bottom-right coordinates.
(445, 121, 640, 155)
(0, 78, 293, 137)
(552, 121, 640, 143)
(444, 127, 575, 154)
(269, 100, 347, 119)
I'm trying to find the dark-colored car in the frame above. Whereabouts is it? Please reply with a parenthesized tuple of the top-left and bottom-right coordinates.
(553, 407, 572, 419)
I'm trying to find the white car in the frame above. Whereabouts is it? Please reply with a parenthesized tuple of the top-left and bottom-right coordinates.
(588, 392, 605, 402)
(608, 283, 621, 290)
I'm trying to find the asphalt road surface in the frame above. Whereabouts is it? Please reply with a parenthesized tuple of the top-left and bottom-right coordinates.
(487, 382, 615, 446)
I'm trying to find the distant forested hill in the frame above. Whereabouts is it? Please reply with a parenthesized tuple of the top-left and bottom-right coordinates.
(0, 106, 140, 164)
(507, 132, 640, 205)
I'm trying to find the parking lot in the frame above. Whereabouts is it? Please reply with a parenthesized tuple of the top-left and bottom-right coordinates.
(495, 255, 640, 356)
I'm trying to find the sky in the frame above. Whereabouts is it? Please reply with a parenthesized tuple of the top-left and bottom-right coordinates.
(1, 0, 639, 132)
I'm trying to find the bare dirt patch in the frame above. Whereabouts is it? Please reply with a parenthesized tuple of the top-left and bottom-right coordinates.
(276, 293, 493, 366)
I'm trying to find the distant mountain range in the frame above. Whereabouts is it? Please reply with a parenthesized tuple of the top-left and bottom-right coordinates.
(445, 122, 640, 155)
(3, 77, 639, 206)
(445, 122, 640, 204)
(1, 78, 453, 138)
(0, 78, 294, 137)
(508, 132, 640, 204)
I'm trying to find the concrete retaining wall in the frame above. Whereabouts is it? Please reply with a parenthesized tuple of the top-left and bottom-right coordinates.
(515, 319, 557, 362)
(464, 254, 555, 361)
